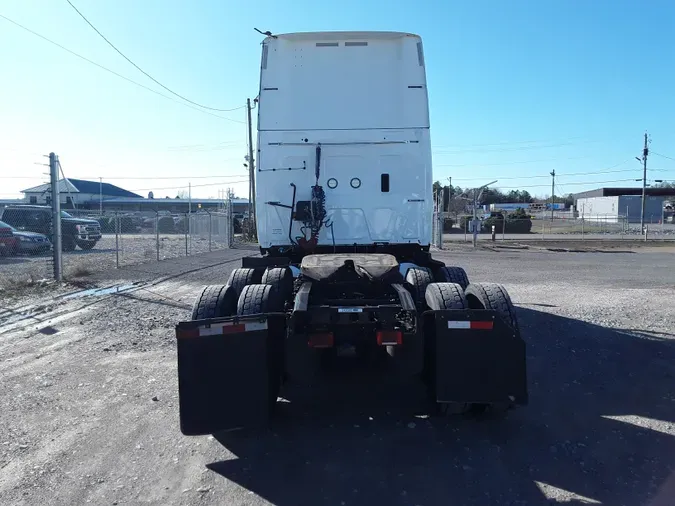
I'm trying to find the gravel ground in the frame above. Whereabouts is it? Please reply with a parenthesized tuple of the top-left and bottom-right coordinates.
(0, 245, 674, 505)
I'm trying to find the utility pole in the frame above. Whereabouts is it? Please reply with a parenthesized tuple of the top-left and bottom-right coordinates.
(49, 153, 62, 281)
(246, 98, 257, 237)
(99, 177, 103, 215)
(639, 132, 649, 231)
(550, 169, 556, 221)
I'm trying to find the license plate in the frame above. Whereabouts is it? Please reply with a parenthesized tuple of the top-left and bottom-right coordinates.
(338, 307, 363, 313)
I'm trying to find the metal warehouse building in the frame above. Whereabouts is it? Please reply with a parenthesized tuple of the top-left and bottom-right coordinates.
(574, 187, 675, 223)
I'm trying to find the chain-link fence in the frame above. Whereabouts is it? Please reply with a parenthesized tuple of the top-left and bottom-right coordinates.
(0, 206, 235, 286)
(440, 212, 675, 242)
(63, 210, 234, 274)
(0, 204, 55, 286)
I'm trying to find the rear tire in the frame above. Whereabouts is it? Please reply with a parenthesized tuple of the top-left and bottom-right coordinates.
(425, 282, 467, 310)
(261, 267, 294, 304)
(190, 285, 238, 320)
(433, 266, 469, 290)
(236, 284, 285, 414)
(76, 240, 97, 250)
(236, 284, 284, 316)
(464, 282, 519, 331)
(227, 267, 262, 297)
(405, 267, 434, 308)
(423, 282, 468, 412)
(462, 282, 520, 416)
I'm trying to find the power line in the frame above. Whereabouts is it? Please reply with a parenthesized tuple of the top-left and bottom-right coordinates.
(65, 0, 245, 113)
(652, 151, 675, 162)
(0, 13, 245, 124)
(433, 139, 600, 155)
(0, 173, 248, 180)
(431, 135, 590, 150)
(130, 180, 249, 192)
(166, 141, 243, 152)
(435, 155, 593, 167)
(495, 178, 639, 190)
(448, 161, 650, 182)
(71, 174, 250, 180)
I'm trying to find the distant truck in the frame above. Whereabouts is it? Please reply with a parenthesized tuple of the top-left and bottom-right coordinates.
(0, 205, 101, 251)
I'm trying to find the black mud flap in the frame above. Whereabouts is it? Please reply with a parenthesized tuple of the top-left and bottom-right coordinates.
(176, 313, 287, 435)
(424, 310, 528, 405)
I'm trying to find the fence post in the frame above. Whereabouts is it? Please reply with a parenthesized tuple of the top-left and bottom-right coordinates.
(226, 201, 230, 248)
(581, 213, 584, 240)
(115, 212, 120, 268)
(541, 216, 545, 240)
(185, 213, 189, 256)
(49, 153, 63, 281)
(209, 212, 213, 252)
(155, 211, 160, 261)
(464, 217, 467, 242)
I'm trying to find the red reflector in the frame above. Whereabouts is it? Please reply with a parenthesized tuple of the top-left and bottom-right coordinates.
(220, 324, 246, 334)
(308, 333, 334, 348)
(376, 330, 403, 346)
(176, 328, 199, 338)
(471, 321, 494, 330)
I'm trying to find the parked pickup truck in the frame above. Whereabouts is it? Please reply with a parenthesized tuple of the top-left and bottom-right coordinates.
(0, 205, 101, 251)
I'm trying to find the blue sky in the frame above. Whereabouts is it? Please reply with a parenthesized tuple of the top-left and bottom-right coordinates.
(1, 0, 673, 200)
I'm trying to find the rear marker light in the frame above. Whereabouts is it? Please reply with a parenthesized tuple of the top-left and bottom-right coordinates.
(447, 321, 494, 330)
(376, 330, 402, 346)
(308, 333, 334, 348)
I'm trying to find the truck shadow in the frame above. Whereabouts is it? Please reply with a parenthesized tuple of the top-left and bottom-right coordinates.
(207, 308, 675, 506)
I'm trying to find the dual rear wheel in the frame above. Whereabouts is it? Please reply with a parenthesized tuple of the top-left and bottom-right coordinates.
(189, 267, 294, 415)
(405, 265, 519, 416)
(404, 265, 517, 327)
(190, 266, 293, 320)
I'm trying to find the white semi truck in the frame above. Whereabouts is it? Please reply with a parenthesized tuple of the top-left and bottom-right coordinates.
(176, 32, 527, 434)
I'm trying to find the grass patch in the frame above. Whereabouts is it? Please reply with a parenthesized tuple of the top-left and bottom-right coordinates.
(0, 271, 52, 296)
(65, 265, 94, 279)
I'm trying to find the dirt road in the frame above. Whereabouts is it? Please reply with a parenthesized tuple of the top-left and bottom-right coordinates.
(1, 246, 674, 505)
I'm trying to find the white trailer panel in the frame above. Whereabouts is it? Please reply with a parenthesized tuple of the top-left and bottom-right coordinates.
(255, 32, 433, 250)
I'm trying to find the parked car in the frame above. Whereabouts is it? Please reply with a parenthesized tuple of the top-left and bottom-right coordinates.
(0, 205, 101, 251)
(3, 222, 51, 255)
(0, 221, 19, 257)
